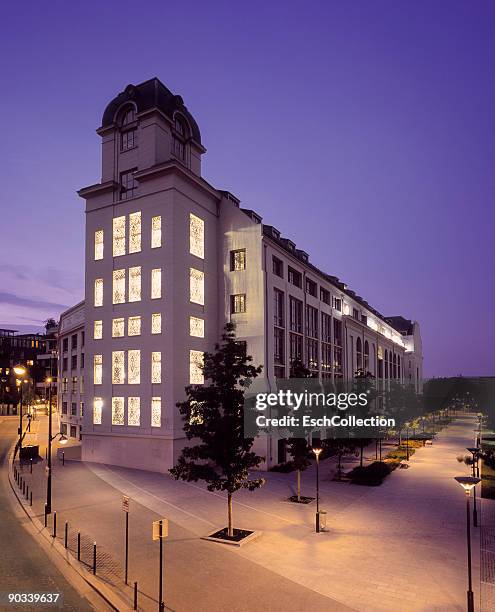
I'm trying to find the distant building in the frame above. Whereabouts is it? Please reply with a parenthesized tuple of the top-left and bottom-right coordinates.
(76, 77, 423, 472)
(57, 302, 85, 441)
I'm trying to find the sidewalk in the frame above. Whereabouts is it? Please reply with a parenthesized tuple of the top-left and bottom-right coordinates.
(13, 415, 480, 611)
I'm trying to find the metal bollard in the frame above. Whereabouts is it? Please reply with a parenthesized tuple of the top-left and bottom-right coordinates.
(22, 480, 26, 496)
(30, 458, 33, 473)
(77, 532, 81, 561)
(30, 491, 32, 506)
(14, 466, 17, 479)
(65, 522, 68, 549)
(93, 542, 97, 575)
(44, 504, 48, 527)
(26, 485, 29, 501)
(62, 451, 65, 466)
(52, 511, 57, 538)
(133, 582, 138, 610)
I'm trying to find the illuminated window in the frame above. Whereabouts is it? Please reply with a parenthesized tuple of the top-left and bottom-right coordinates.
(151, 313, 162, 334)
(128, 266, 141, 302)
(113, 269, 126, 304)
(93, 355, 102, 385)
(112, 351, 125, 384)
(94, 320, 103, 340)
(230, 249, 246, 271)
(189, 268, 204, 305)
(112, 318, 125, 338)
(128, 316, 141, 336)
(151, 351, 161, 383)
(113, 216, 126, 257)
(151, 397, 161, 427)
(151, 216, 161, 248)
(151, 268, 162, 299)
(129, 212, 141, 253)
(94, 230, 104, 260)
(230, 294, 246, 314)
(112, 397, 125, 425)
(189, 213, 204, 259)
(93, 398, 103, 425)
(94, 279, 103, 307)
(128, 397, 140, 426)
(128, 350, 140, 384)
(190, 316, 204, 338)
(189, 350, 204, 384)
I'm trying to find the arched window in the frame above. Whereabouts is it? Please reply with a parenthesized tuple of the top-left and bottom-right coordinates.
(393, 354, 397, 379)
(397, 355, 401, 380)
(384, 350, 389, 379)
(364, 340, 370, 371)
(356, 337, 362, 370)
(121, 106, 136, 127)
(119, 105, 137, 152)
(173, 114, 188, 161)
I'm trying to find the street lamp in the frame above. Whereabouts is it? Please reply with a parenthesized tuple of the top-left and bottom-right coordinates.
(312, 447, 323, 533)
(466, 448, 480, 527)
(13, 364, 27, 452)
(454, 476, 481, 612)
(404, 422, 410, 461)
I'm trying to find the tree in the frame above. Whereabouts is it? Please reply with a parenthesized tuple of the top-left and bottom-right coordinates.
(170, 323, 265, 538)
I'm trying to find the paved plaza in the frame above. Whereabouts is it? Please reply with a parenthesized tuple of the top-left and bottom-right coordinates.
(6, 415, 487, 611)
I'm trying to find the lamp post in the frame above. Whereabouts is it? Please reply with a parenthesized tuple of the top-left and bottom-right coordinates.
(454, 476, 481, 612)
(312, 447, 322, 533)
(13, 365, 27, 451)
(466, 448, 480, 527)
(405, 422, 410, 461)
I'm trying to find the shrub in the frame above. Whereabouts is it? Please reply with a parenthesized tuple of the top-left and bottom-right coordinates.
(270, 461, 295, 473)
(348, 461, 392, 486)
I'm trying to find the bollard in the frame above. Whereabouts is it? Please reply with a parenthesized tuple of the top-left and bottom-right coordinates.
(62, 451, 65, 466)
(93, 542, 97, 575)
(52, 511, 57, 538)
(133, 582, 138, 610)
(19, 476, 22, 489)
(77, 532, 81, 561)
(22, 480, 26, 496)
(30, 458, 33, 473)
(44, 504, 48, 527)
(26, 485, 29, 501)
(30, 491, 32, 506)
(45, 448, 47, 460)
(64, 522, 68, 549)
(14, 466, 17, 479)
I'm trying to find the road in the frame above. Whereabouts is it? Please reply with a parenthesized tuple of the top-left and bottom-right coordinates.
(0, 417, 94, 611)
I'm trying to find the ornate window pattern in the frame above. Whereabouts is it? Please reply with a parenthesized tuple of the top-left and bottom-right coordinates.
(128, 350, 140, 384)
(93, 354, 102, 385)
(128, 397, 140, 426)
(94, 230, 104, 260)
(113, 216, 126, 256)
(190, 316, 204, 338)
(112, 397, 125, 425)
(151, 216, 161, 248)
(189, 350, 204, 384)
(128, 316, 141, 336)
(189, 214, 204, 259)
(128, 266, 141, 302)
(113, 269, 126, 304)
(151, 397, 161, 427)
(112, 351, 125, 384)
(151, 268, 162, 299)
(94, 279, 103, 307)
(189, 268, 204, 305)
(94, 320, 103, 340)
(112, 317, 125, 338)
(129, 212, 141, 253)
(93, 398, 103, 425)
(151, 313, 162, 334)
(151, 351, 161, 384)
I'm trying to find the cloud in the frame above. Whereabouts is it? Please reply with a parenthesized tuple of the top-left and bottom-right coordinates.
(0, 292, 68, 311)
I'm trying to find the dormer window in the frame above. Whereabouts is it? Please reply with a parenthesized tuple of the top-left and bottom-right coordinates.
(173, 115, 187, 161)
(119, 105, 137, 152)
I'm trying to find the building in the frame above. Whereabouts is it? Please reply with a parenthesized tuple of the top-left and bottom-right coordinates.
(35, 318, 59, 410)
(57, 302, 85, 440)
(77, 78, 423, 472)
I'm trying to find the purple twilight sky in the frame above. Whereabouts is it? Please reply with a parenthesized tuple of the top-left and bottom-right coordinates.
(1, 1, 494, 377)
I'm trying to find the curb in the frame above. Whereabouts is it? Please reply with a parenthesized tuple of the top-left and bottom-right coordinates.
(5, 446, 135, 612)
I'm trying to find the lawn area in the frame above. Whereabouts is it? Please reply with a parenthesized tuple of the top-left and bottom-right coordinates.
(481, 458, 495, 499)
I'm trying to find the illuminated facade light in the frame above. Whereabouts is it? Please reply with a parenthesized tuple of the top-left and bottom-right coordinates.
(112, 317, 125, 338)
(189, 350, 204, 384)
(151, 268, 162, 299)
(112, 351, 125, 384)
(189, 213, 204, 258)
(189, 316, 204, 338)
(128, 396, 140, 426)
(128, 266, 142, 302)
(94, 320, 103, 340)
(94, 278, 103, 307)
(128, 316, 141, 336)
(93, 397, 103, 425)
(111, 397, 125, 425)
(151, 215, 162, 248)
(128, 349, 141, 384)
(129, 211, 141, 253)
(189, 268, 204, 305)
(113, 269, 126, 304)
(93, 354, 103, 385)
(113, 216, 126, 256)
(151, 397, 161, 427)
(151, 313, 162, 334)
(151, 351, 161, 383)
(94, 230, 104, 260)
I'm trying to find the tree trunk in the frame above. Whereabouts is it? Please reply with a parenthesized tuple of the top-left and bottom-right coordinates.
(227, 492, 233, 537)
(296, 469, 301, 501)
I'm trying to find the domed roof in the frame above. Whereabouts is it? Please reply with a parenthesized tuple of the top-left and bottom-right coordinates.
(101, 78, 202, 144)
